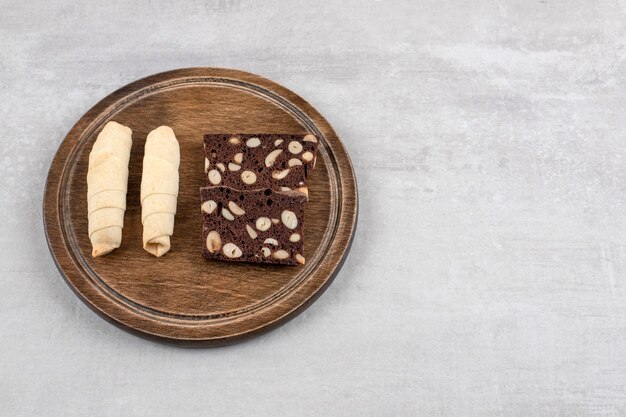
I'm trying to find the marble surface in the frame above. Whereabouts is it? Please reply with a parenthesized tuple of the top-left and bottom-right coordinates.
(2, 0, 626, 415)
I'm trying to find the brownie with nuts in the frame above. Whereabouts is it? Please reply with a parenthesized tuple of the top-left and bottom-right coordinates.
(203, 134, 318, 190)
(200, 186, 307, 265)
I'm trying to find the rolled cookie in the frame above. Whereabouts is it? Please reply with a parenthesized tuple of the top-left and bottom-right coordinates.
(140, 126, 180, 257)
(87, 121, 132, 257)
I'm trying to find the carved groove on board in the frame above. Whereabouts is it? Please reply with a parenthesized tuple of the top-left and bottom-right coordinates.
(58, 77, 341, 321)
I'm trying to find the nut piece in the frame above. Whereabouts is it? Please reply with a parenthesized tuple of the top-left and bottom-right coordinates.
(229, 136, 241, 145)
(228, 163, 241, 171)
(272, 250, 289, 260)
(271, 218, 280, 224)
(256, 217, 272, 231)
(221, 208, 235, 221)
(246, 224, 258, 239)
(228, 201, 245, 216)
(233, 152, 243, 164)
(281, 210, 298, 229)
(295, 254, 305, 265)
(223, 243, 242, 258)
(261, 247, 271, 257)
(280, 186, 292, 191)
(272, 169, 290, 180)
(303, 134, 318, 143)
(288, 158, 303, 167)
(264, 149, 283, 167)
(297, 186, 309, 198)
(264, 238, 278, 245)
(216, 162, 226, 172)
(289, 233, 301, 242)
(208, 169, 222, 185)
(274, 139, 284, 146)
(246, 137, 261, 148)
(288, 141, 303, 154)
(301, 151, 314, 162)
(201, 200, 217, 214)
(204, 157, 210, 173)
(241, 170, 257, 185)
(206, 231, 222, 253)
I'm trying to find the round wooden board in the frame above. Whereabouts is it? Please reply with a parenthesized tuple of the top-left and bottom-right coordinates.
(44, 68, 358, 346)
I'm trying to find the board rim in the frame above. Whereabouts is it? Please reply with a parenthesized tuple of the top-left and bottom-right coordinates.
(43, 67, 358, 346)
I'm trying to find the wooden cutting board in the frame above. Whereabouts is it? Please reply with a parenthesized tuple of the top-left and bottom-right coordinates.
(43, 68, 358, 346)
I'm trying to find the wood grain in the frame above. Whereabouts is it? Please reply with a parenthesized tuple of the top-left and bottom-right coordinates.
(43, 68, 358, 346)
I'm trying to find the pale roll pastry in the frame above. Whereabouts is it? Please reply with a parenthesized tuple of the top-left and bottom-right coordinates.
(140, 126, 180, 257)
(86, 121, 132, 257)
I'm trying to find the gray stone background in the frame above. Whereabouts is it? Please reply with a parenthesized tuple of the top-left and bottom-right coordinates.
(2, 0, 626, 415)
